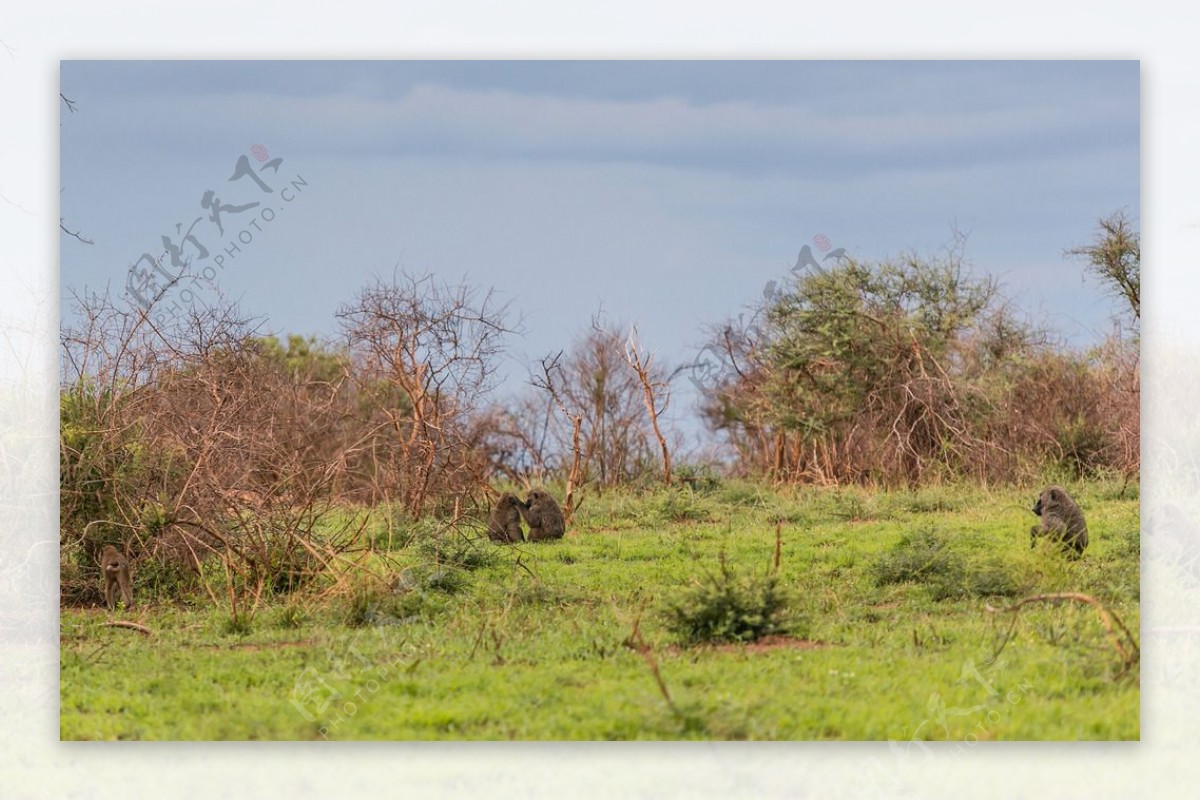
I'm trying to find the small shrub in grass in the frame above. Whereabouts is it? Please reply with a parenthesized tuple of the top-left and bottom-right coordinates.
(345, 583, 385, 628)
(276, 602, 309, 629)
(366, 504, 423, 551)
(664, 556, 794, 645)
(963, 558, 1027, 598)
(831, 491, 881, 522)
(392, 559, 472, 595)
(129, 555, 202, 602)
(1093, 473, 1139, 501)
(876, 531, 1030, 600)
(930, 557, 1027, 601)
(675, 464, 722, 493)
(511, 580, 577, 607)
(422, 567, 469, 595)
(903, 489, 963, 514)
(59, 561, 101, 607)
(872, 528, 965, 588)
(344, 579, 428, 627)
(654, 489, 712, 523)
(223, 613, 253, 636)
(718, 481, 764, 507)
(650, 490, 691, 523)
(417, 532, 499, 571)
(265, 545, 321, 595)
(1115, 527, 1140, 560)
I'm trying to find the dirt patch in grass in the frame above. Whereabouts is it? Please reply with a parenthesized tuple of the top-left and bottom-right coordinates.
(733, 636, 830, 653)
(668, 636, 830, 655)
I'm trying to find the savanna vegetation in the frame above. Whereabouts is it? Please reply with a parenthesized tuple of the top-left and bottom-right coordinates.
(60, 213, 1140, 740)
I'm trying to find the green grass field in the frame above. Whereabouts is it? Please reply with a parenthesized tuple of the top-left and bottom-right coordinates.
(59, 480, 1140, 741)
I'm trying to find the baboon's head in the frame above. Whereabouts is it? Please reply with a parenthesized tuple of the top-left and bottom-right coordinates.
(1032, 485, 1066, 517)
(497, 492, 520, 510)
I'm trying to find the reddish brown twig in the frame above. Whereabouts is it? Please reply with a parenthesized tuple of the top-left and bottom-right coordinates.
(102, 620, 153, 636)
(622, 603, 680, 717)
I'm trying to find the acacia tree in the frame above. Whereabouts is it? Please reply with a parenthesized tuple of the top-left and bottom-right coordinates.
(1068, 210, 1140, 327)
(700, 238, 1141, 485)
(1067, 210, 1141, 482)
(776, 253, 996, 484)
(336, 271, 515, 517)
(699, 251, 1004, 485)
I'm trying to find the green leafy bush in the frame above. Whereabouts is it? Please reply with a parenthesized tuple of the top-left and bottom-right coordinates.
(664, 556, 794, 645)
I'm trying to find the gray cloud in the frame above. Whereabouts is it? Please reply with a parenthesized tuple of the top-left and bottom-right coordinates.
(63, 65, 1137, 186)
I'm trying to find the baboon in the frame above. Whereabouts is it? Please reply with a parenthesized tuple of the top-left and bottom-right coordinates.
(99, 545, 134, 610)
(520, 489, 566, 542)
(1149, 502, 1197, 556)
(1030, 485, 1088, 557)
(487, 493, 526, 543)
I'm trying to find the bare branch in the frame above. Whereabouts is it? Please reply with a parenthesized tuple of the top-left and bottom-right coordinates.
(623, 325, 673, 486)
(60, 218, 93, 244)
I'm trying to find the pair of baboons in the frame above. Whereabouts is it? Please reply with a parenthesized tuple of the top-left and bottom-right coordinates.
(488, 489, 565, 543)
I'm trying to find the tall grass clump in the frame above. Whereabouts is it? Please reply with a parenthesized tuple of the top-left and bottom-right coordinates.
(872, 528, 964, 588)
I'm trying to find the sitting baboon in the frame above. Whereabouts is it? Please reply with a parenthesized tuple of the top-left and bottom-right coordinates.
(1149, 502, 1200, 579)
(487, 493, 525, 543)
(99, 545, 134, 610)
(520, 489, 566, 542)
(1030, 485, 1088, 557)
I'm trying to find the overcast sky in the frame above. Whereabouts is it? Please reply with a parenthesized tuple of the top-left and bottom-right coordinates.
(59, 60, 1139, 429)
